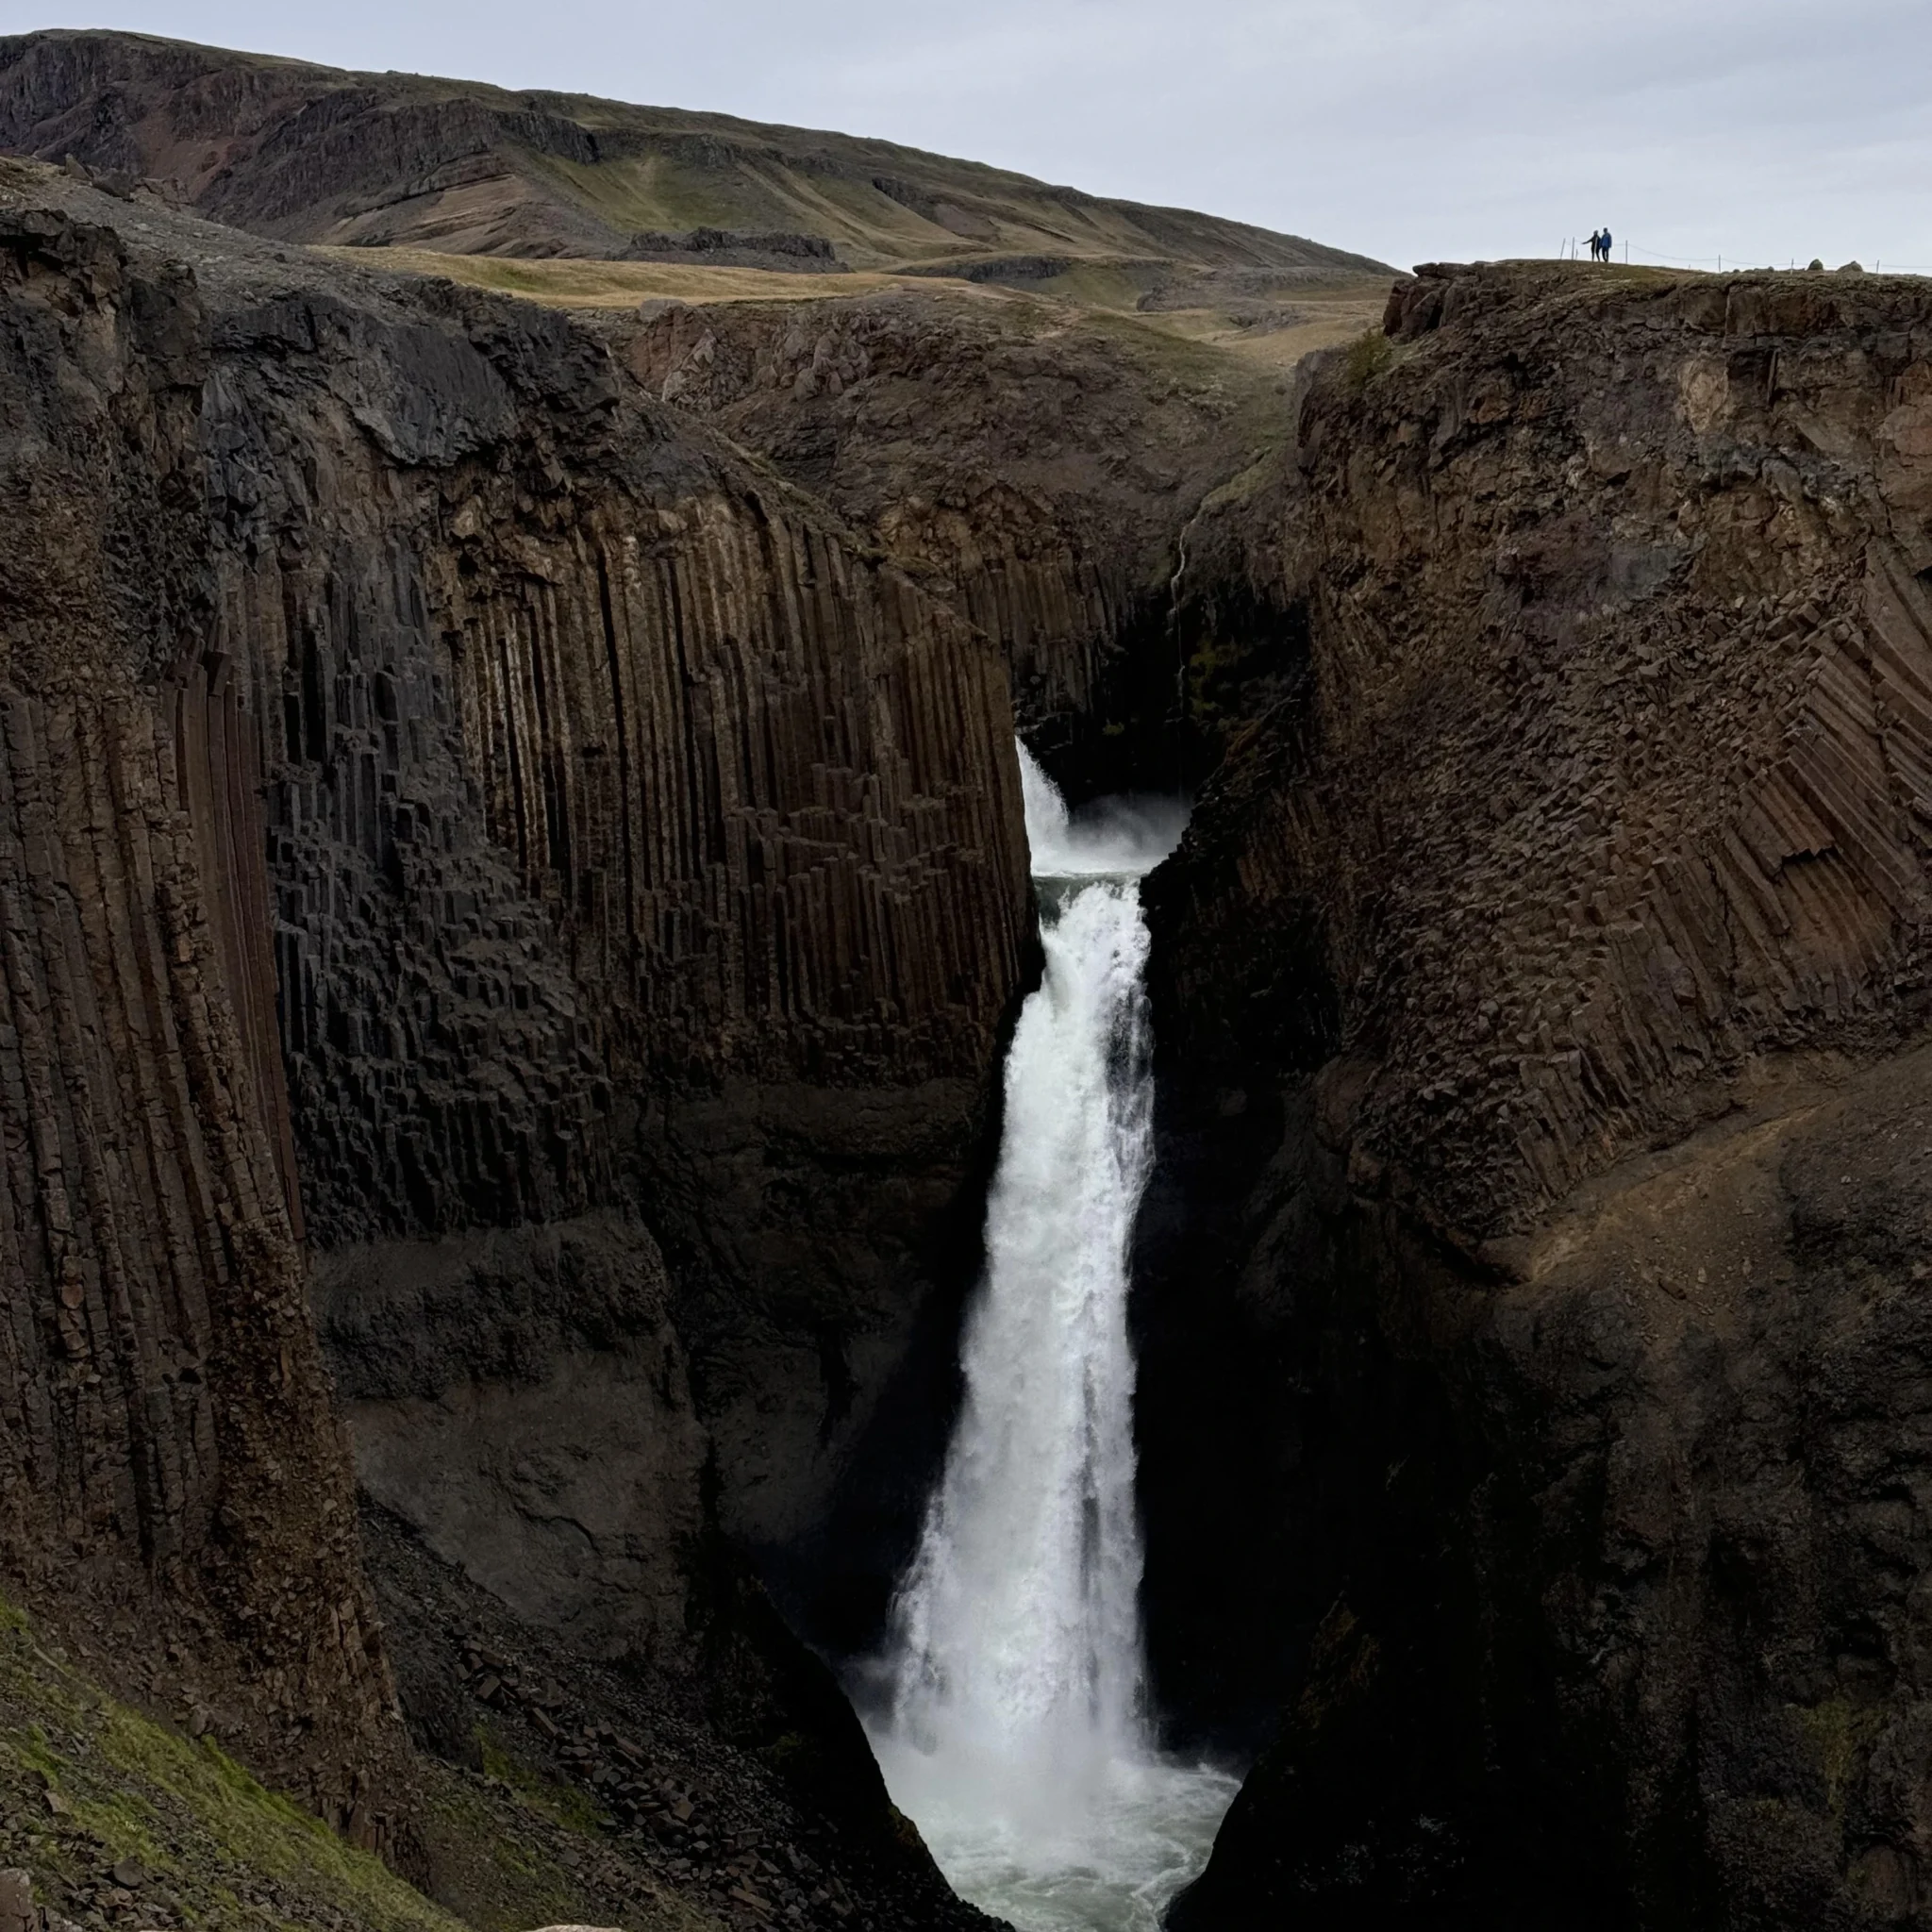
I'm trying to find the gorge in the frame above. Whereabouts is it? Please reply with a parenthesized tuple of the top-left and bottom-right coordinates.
(3, 28, 1932, 1932)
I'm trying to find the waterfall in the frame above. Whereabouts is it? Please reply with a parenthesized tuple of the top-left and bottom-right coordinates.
(887, 841, 1155, 1792)
(870, 745, 1233, 1932)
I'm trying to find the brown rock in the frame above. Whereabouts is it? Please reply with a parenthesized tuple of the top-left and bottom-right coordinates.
(1149, 259, 1932, 1929)
(0, 1871, 37, 1932)
(0, 153, 1019, 1929)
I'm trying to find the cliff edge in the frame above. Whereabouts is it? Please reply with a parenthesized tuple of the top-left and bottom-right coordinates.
(1145, 259, 1932, 1928)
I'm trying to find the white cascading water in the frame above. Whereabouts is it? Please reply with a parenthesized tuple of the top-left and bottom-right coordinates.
(868, 745, 1236, 1932)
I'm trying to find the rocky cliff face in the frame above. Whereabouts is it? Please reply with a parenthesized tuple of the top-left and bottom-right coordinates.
(196, 183, 1028, 1644)
(0, 190, 402, 1840)
(611, 288, 1280, 800)
(1144, 261, 1932, 1927)
(0, 157, 1029, 1922)
(22, 88, 1932, 1931)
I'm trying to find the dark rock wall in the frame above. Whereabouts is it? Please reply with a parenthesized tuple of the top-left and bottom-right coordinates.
(205, 317, 1028, 1241)
(613, 291, 1277, 801)
(0, 165, 1033, 1856)
(1147, 263, 1932, 1927)
(170, 225, 1033, 1628)
(1161, 263, 1932, 1235)
(195, 279, 1035, 1623)
(0, 200, 401, 1835)
(314, 1214, 706, 1664)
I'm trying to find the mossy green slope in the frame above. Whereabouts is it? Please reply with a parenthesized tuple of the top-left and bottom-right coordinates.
(0, 1594, 715, 1932)
(0, 1595, 457, 1932)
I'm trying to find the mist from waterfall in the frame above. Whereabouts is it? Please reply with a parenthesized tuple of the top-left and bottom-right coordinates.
(867, 745, 1235, 1932)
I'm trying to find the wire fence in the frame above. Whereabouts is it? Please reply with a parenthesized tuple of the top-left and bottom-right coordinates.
(1558, 238, 1932, 275)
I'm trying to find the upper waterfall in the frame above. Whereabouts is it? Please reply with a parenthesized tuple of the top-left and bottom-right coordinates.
(1018, 745, 1189, 880)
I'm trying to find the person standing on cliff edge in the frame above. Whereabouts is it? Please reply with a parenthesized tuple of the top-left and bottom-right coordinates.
(1588, 228, 1603, 260)
(1600, 225, 1615, 261)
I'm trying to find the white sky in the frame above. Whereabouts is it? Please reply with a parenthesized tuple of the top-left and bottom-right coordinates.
(8, 0, 1931, 274)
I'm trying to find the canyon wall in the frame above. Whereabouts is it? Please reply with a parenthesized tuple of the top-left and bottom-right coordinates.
(611, 288, 1274, 799)
(28, 114, 1932, 1932)
(0, 195, 403, 1837)
(0, 161, 1032, 1905)
(189, 252, 1032, 1634)
(1144, 261, 1932, 1928)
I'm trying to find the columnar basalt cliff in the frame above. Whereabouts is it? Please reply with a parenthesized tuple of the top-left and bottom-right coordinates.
(17, 52, 1932, 1931)
(1174, 264, 1932, 1230)
(203, 197, 1030, 1631)
(612, 290, 1277, 797)
(0, 158, 1030, 1924)
(0, 194, 402, 1836)
(1141, 261, 1932, 1928)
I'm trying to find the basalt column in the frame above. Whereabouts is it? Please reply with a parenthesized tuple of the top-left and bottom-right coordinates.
(177, 253, 1033, 1659)
(1147, 264, 1932, 1928)
(0, 206, 400, 1834)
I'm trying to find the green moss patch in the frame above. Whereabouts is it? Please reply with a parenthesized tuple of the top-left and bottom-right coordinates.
(475, 1728, 604, 1836)
(0, 1592, 463, 1932)
(1343, 326, 1395, 392)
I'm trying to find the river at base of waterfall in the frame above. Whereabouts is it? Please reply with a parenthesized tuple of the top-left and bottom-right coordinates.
(862, 746, 1233, 1932)
(874, 1735, 1239, 1932)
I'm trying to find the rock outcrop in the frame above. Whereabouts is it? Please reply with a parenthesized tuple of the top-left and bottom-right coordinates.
(1144, 261, 1932, 1927)
(315, 1217, 704, 1663)
(177, 168, 1031, 1646)
(1169, 261, 1932, 1235)
(613, 288, 1280, 797)
(0, 189, 402, 1837)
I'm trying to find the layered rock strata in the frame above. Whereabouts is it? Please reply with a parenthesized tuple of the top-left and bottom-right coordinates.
(1145, 261, 1932, 1927)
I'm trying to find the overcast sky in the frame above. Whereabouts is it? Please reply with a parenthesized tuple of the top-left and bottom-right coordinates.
(9, 0, 1931, 273)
